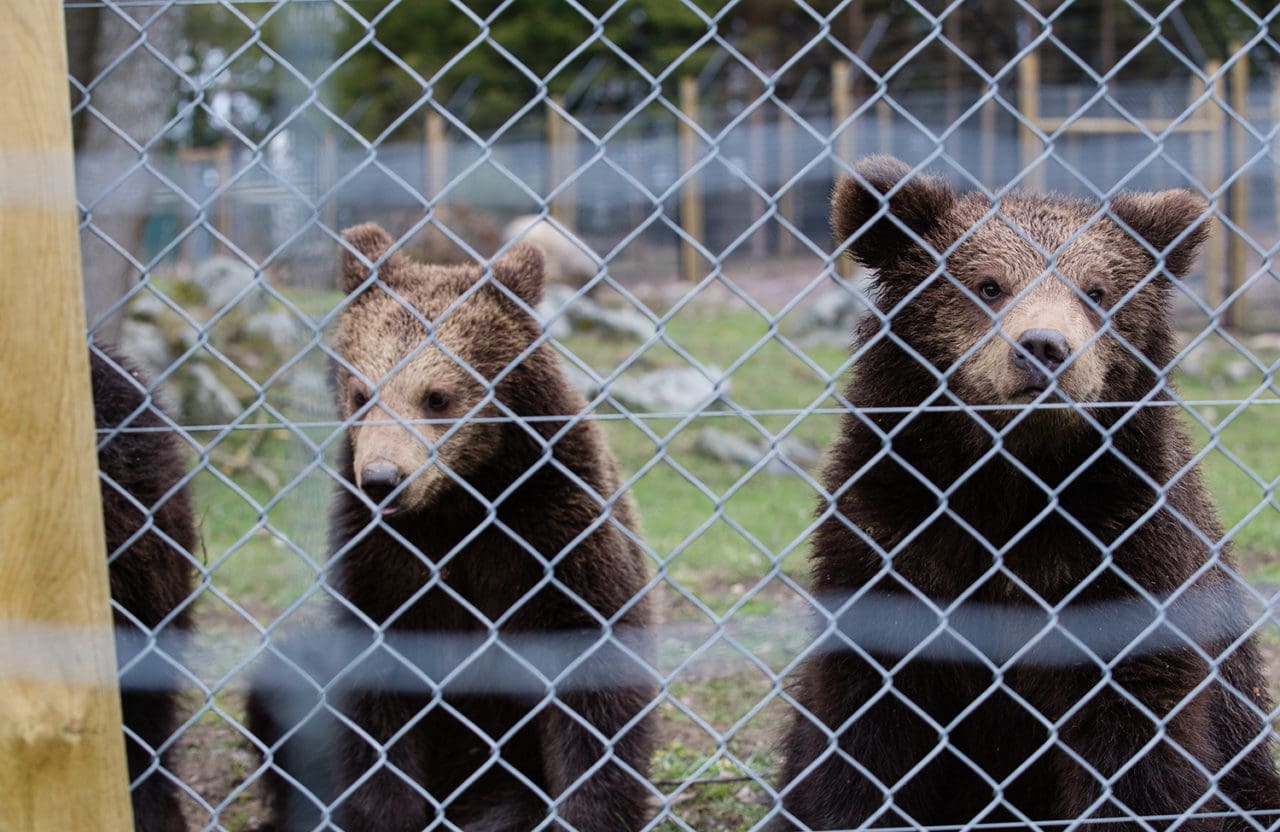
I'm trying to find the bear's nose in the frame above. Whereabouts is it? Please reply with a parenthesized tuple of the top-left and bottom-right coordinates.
(360, 463, 402, 505)
(1012, 328, 1070, 379)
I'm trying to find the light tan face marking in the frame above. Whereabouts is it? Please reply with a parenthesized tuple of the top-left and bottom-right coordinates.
(945, 217, 1116, 418)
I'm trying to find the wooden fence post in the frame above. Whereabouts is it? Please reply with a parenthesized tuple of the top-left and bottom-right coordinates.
(678, 76, 703, 282)
(216, 139, 232, 254)
(0, 2, 134, 830)
(1018, 48, 1044, 190)
(831, 60, 854, 278)
(1227, 42, 1248, 332)
(547, 96, 576, 228)
(1204, 59, 1227, 316)
(425, 110, 447, 199)
(320, 132, 338, 232)
(1272, 66, 1280, 244)
(777, 109, 796, 257)
(748, 101, 767, 258)
(980, 96, 997, 187)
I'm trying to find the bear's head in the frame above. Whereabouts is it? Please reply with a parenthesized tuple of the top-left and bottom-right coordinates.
(333, 223, 550, 515)
(831, 156, 1209, 426)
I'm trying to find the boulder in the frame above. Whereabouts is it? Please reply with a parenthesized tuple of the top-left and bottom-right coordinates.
(502, 215, 597, 289)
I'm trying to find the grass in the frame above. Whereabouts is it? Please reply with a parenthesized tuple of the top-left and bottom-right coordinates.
(176, 298, 1280, 830)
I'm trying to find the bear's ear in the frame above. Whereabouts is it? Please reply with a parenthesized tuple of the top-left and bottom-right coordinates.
(1108, 190, 1210, 277)
(831, 155, 956, 271)
(340, 223, 405, 294)
(491, 242, 545, 307)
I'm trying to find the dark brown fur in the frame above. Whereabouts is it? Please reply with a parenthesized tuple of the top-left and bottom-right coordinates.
(777, 157, 1280, 831)
(92, 346, 196, 832)
(247, 227, 655, 831)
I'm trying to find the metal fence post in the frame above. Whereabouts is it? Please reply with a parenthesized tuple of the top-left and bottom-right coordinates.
(0, 1, 133, 830)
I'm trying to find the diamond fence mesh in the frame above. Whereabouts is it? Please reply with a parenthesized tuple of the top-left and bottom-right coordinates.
(61, 0, 1280, 830)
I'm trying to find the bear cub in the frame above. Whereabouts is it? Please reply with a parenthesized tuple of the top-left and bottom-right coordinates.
(247, 228, 655, 832)
(93, 345, 197, 832)
(777, 157, 1280, 831)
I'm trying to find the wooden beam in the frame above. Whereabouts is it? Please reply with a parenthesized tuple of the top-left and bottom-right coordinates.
(678, 76, 703, 282)
(0, 2, 133, 831)
(1227, 43, 1249, 332)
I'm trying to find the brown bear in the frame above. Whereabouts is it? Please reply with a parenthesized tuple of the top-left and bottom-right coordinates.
(775, 157, 1280, 831)
(246, 227, 655, 832)
(92, 345, 197, 832)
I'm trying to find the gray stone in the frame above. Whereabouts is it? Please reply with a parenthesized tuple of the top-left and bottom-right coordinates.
(502, 215, 597, 289)
(794, 276, 872, 334)
(777, 435, 821, 470)
(694, 428, 764, 468)
(578, 305, 657, 342)
(608, 366, 729, 413)
(191, 255, 261, 311)
(560, 363, 600, 399)
(126, 290, 168, 324)
(538, 283, 656, 342)
(694, 428, 822, 476)
(184, 363, 244, 425)
(117, 319, 173, 379)
(536, 285, 576, 340)
(1224, 359, 1253, 384)
(242, 307, 312, 351)
(1246, 333, 1280, 353)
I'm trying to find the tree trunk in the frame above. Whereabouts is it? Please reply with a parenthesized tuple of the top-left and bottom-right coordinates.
(69, 2, 184, 345)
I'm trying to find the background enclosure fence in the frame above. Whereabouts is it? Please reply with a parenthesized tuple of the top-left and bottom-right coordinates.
(43, 0, 1280, 829)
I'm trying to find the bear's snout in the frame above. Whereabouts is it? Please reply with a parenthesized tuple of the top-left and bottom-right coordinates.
(1011, 328, 1070, 390)
(360, 462, 403, 511)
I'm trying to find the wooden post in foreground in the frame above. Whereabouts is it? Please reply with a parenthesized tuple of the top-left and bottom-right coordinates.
(0, 2, 133, 830)
(678, 76, 703, 283)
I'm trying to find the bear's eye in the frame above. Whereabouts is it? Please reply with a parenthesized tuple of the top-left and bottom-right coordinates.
(351, 389, 369, 411)
(1086, 287, 1106, 305)
(977, 281, 1003, 301)
(425, 391, 451, 413)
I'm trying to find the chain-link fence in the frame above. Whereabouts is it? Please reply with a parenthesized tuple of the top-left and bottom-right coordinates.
(63, 0, 1280, 830)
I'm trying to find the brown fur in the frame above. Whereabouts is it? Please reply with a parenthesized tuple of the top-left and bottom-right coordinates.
(92, 346, 196, 832)
(777, 157, 1280, 830)
(247, 226, 655, 831)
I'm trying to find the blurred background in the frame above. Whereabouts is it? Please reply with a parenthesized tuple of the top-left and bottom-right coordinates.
(66, 1, 1280, 828)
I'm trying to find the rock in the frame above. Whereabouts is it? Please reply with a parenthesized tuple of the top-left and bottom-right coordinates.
(694, 428, 822, 476)
(242, 307, 311, 352)
(536, 283, 577, 340)
(127, 290, 169, 324)
(1175, 348, 1207, 379)
(794, 275, 872, 334)
(694, 427, 764, 467)
(1224, 360, 1253, 384)
(502, 215, 597, 289)
(607, 366, 729, 413)
(576, 304, 657, 341)
(191, 256, 261, 311)
(117, 319, 173, 379)
(537, 283, 655, 341)
(777, 435, 821, 470)
(184, 363, 244, 425)
(1246, 333, 1280, 353)
(560, 363, 600, 399)
(279, 365, 333, 419)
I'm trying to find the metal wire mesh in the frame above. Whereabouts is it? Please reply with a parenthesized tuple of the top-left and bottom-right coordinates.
(64, 0, 1280, 830)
